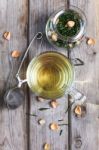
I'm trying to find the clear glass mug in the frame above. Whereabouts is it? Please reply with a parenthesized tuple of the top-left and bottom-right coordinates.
(46, 6, 87, 50)
(25, 51, 86, 102)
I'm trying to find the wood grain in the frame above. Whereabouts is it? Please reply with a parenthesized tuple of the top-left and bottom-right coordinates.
(0, 0, 98, 149)
(71, 103, 99, 150)
(0, 0, 28, 150)
(69, 0, 99, 149)
(28, 0, 69, 150)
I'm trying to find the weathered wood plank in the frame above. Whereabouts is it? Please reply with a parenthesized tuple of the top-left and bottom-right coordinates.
(29, 0, 69, 150)
(71, 103, 99, 150)
(0, 0, 28, 150)
(69, 0, 99, 149)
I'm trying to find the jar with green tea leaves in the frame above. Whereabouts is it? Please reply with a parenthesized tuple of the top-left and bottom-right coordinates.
(46, 6, 87, 49)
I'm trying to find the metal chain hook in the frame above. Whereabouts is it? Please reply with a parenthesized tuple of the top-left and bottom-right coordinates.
(16, 32, 43, 84)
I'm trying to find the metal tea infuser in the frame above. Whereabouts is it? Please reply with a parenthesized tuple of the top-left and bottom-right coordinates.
(4, 32, 43, 109)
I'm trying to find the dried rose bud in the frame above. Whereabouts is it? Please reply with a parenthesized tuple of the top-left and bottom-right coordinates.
(37, 96, 45, 102)
(50, 100, 59, 108)
(38, 119, 46, 125)
(76, 41, 81, 45)
(74, 105, 82, 115)
(66, 21, 75, 28)
(3, 32, 11, 40)
(44, 143, 50, 150)
(50, 122, 60, 131)
(68, 43, 73, 48)
(11, 50, 21, 58)
(51, 33, 58, 41)
(87, 38, 96, 45)
(74, 105, 86, 117)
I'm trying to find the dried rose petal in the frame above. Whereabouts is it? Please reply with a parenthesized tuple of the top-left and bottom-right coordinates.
(74, 105, 82, 115)
(76, 40, 81, 45)
(44, 143, 50, 150)
(50, 100, 59, 108)
(38, 119, 46, 125)
(68, 43, 73, 48)
(50, 122, 60, 131)
(66, 21, 75, 28)
(51, 33, 58, 41)
(37, 96, 45, 102)
(3, 32, 11, 40)
(87, 38, 96, 45)
(11, 50, 21, 58)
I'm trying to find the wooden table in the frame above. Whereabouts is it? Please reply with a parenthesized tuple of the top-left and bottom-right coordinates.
(0, 0, 99, 149)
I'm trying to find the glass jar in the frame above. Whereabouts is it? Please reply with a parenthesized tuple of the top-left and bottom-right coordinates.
(46, 6, 87, 50)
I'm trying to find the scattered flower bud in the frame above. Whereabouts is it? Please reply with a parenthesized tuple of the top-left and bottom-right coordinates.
(50, 122, 60, 131)
(51, 33, 58, 41)
(11, 50, 21, 58)
(87, 38, 96, 45)
(44, 143, 50, 150)
(37, 96, 45, 102)
(50, 100, 59, 108)
(66, 21, 75, 28)
(3, 32, 11, 40)
(76, 40, 81, 45)
(38, 119, 46, 125)
(69, 43, 73, 48)
(74, 105, 82, 115)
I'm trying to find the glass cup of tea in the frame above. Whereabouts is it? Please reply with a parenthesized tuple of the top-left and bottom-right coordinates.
(26, 51, 86, 102)
(46, 6, 87, 50)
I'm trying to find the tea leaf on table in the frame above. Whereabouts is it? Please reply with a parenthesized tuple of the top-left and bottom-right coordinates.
(58, 119, 64, 122)
(26, 113, 37, 117)
(58, 124, 68, 126)
(59, 129, 63, 136)
(39, 108, 50, 111)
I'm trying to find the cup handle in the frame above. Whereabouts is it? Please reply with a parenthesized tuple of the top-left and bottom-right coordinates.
(71, 58, 84, 66)
(68, 87, 86, 104)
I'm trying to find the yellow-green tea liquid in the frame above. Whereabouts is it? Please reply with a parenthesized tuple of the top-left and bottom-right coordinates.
(26, 51, 74, 99)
